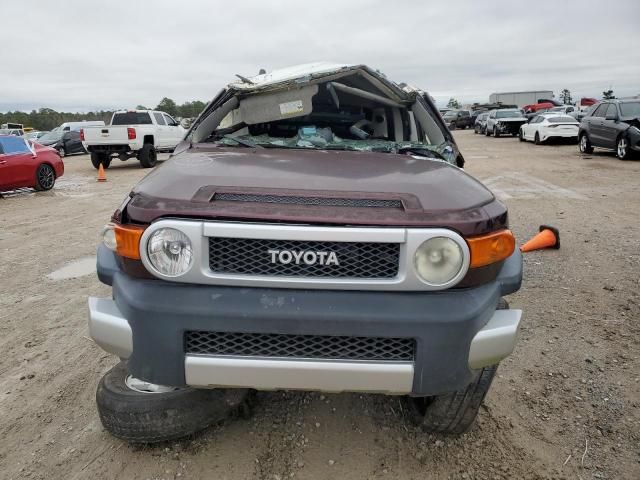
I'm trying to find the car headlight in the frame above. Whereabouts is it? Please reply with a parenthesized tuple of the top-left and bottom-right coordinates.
(414, 237, 464, 286)
(147, 228, 193, 276)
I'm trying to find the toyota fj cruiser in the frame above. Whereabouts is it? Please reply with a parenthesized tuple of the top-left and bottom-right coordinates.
(88, 63, 523, 442)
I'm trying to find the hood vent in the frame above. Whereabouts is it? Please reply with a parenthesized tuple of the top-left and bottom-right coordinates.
(213, 193, 403, 209)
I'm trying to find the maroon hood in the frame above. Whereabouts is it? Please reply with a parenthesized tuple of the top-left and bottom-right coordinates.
(125, 146, 507, 236)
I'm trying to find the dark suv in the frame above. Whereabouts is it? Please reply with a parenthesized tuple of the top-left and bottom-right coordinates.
(443, 110, 473, 130)
(579, 99, 640, 160)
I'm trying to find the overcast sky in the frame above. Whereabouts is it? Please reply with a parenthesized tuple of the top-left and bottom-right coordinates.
(2, 0, 639, 112)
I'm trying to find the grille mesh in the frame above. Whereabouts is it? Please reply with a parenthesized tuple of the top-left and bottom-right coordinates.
(209, 238, 400, 278)
(185, 331, 415, 361)
(213, 193, 403, 209)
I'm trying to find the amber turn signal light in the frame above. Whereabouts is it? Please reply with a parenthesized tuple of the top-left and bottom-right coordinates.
(466, 229, 515, 268)
(107, 224, 145, 260)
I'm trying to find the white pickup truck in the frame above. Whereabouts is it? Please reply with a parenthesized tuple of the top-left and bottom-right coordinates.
(82, 110, 185, 169)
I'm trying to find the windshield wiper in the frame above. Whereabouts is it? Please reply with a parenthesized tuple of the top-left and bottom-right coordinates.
(397, 146, 445, 160)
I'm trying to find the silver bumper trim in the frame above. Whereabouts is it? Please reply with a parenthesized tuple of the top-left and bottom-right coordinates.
(468, 309, 522, 369)
(87, 297, 132, 359)
(185, 356, 415, 394)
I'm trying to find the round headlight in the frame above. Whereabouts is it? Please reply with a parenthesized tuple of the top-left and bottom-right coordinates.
(414, 237, 464, 286)
(147, 228, 193, 277)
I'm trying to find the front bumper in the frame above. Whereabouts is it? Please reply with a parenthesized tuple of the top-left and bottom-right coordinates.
(89, 246, 522, 396)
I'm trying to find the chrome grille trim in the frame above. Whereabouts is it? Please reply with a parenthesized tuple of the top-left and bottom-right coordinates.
(138, 220, 471, 291)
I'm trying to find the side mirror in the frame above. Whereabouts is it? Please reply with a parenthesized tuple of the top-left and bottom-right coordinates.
(605, 114, 617, 121)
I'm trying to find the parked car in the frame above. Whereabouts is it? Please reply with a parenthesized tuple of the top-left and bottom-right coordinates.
(88, 63, 522, 443)
(570, 103, 598, 122)
(548, 105, 577, 115)
(52, 120, 105, 132)
(578, 99, 640, 160)
(486, 109, 528, 137)
(25, 131, 49, 141)
(38, 130, 86, 157)
(0, 128, 24, 136)
(82, 110, 185, 169)
(0, 135, 64, 192)
(442, 109, 473, 129)
(523, 102, 555, 114)
(519, 113, 579, 144)
(474, 112, 489, 134)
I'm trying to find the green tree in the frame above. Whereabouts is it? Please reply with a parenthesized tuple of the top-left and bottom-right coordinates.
(177, 100, 207, 118)
(559, 89, 573, 105)
(602, 89, 615, 100)
(135, 104, 148, 110)
(155, 97, 178, 116)
(447, 97, 461, 109)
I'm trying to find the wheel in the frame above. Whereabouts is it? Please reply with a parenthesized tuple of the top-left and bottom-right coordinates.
(534, 132, 541, 145)
(518, 129, 525, 142)
(493, 127, 500, 137)
(96, 362, 250, 443)
(90, 152, 111, 170)
(405, 298, 508, 434)
(138, 144, 157, 168)
(579, 133, 593, 154)
(450, 122, 456, 131)
(485, 126, 491, 136)
(616, 136, 632, 160)
(57, 146, 65, 158)
(34, 163, 56, 191)
(474, 126, 478, 134)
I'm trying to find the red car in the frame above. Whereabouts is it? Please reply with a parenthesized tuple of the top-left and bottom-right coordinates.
(0, 135, 64, 192)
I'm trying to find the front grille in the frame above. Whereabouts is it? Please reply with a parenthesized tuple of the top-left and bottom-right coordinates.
(209, 238, 400, 278)
(185, 331, 415, 361)
(213, 193, 403, 209)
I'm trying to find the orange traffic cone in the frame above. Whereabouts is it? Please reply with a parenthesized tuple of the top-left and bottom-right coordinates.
(97, 163, 107, 182)
(520, 225, 560, 252)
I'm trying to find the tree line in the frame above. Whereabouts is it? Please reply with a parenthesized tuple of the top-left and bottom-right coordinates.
(0, 98, 207, 131)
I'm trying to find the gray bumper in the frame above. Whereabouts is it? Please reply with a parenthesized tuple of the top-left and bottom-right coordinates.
(88, 295, 521, 394)
(90, 245, 522, 395)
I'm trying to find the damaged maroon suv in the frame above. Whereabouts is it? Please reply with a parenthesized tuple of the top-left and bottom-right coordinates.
(88, 63, 523, 442)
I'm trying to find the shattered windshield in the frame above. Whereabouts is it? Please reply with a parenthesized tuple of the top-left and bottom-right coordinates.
(213, 127, 444, 159)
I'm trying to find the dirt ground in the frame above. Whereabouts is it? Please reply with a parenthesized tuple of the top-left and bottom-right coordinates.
(1, 131, 638, 480)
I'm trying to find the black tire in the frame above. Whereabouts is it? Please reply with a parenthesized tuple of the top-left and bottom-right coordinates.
(493, 126, 500, 137)
(485, 126, 491, 137)
(534, 132, 541, 145)
(579, 133, 593, 154)
(405, 298, 508, 434)
(57, 146, 65, 158)
(96, 362, 250, 443)
(616, 135, 632, 160)
(474, 126, 478, 134)
(34, 163, 56, 191)
(90, 152, 111, 170)
(449, 122, 456, 131)
(518, 129, 525, 142)
(137, 143, 157, 168)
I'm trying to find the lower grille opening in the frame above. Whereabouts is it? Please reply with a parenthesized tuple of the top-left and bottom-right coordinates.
(185, 331, 415, 362)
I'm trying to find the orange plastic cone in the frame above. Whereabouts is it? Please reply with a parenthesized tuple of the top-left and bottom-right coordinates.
(97, 163, 107, 182)
(520, 225, 560, 252)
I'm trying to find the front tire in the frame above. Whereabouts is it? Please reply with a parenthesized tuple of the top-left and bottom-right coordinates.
(405, 298, 508, 434)
(518, 129, 525, 142)
(534, 132, 541, 145)
(493, 127, 500, 137)
(34, 163, 56, 191)
(616, 136, 632, 160)
(57, 147, 65, 158)
(96, 362, 250, 443)
(137, 144, 157, 168)
(579, 133, 594, 154)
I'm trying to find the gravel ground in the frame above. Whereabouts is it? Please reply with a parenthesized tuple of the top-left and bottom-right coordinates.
(0, 132, 638, 480)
